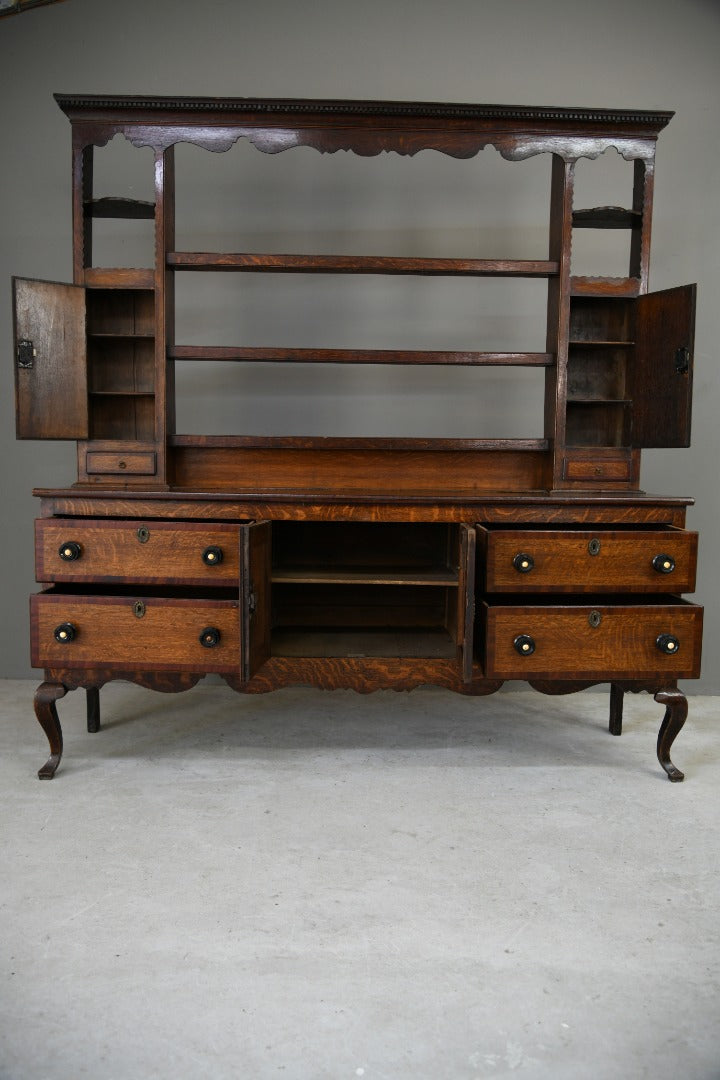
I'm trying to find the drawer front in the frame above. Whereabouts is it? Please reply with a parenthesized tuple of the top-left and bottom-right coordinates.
(31, 593, 240, 672)
(479, 527, 698, 593)
(36, 519, 241, 586)
(482, 601, 703, 680)
(85, 451, 156, 476)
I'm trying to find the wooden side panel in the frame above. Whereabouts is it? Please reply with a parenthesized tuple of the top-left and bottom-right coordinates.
(631, 284, 696, 448)
(242, 521, 272, 680)
(14, 278, 88, 439)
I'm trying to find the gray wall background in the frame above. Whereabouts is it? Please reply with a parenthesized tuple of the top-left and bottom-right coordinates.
(1, 0, 719, 687)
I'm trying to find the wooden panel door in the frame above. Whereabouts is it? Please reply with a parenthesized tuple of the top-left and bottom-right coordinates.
(13, 278, 88, 439)
(458, 523, 476, 683)
(630, 284, 696, 448)
(241, 521, 272, 681)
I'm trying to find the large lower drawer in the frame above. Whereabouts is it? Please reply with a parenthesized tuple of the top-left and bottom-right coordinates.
(31, 591, 240, 673)
(35, 519, 242, 586)
(481, 599, 703, 680)
(478, 526, 698, 593)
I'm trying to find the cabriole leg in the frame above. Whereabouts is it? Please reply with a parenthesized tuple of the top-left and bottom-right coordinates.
(655, 687, 688, 783)
(35, 681, 67, 780)
(86, 687, 100, 733)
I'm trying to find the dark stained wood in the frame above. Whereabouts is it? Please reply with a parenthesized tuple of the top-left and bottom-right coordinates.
(14, 278, 88, 439)
(11, 95, 703, 780)
(170, 346, 553, 367)
(572, 207, 641, 229)
(170, 446, 549, 494)
(655, 687, 687, 782)
(86, 686, 100, 733)
(609, 682, 624, 735)
(242, 521, 272, 681)
(459, 524, 476, 683)
(167, 252, 559, 276)
(83, 268, 155, 288)
(34, 681, 66, 779)
(570, 276, 640, 297)
(85, 197, 155, 219)
(630, 284, 696, 448)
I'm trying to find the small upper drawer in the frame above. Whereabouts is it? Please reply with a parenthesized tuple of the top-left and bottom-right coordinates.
(477, 527, 698, 593)
(35, 519, 242, 586)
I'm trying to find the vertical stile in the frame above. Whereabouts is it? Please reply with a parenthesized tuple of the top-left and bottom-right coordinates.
(545, 155, 575, 487)
(630, 157, 655, 292)
(154, 146, 175, 486)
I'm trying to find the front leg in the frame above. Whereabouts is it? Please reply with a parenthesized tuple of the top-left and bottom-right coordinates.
(655, 687, 688, 783)
(35, 681, 67, 779)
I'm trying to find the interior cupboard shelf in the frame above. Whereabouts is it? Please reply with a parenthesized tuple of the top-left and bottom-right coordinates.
(567, 397, 631, 405)
(272, 568, 458, 586)
(569, 340, 634, 348)
(167, 252, 560, 277)
(89, 332, 155, 340)
(169, 346, 554, 366)
(89, 390, 155, 397)
(84, 197, 155, 220)
(572, 206, 642, 229)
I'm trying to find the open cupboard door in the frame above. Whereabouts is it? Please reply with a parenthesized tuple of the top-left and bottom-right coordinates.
(630, 284, 696, 448)
(241, 521, 272, 681)
(459, 523, 476, 683)
(13, 278, 88, 440)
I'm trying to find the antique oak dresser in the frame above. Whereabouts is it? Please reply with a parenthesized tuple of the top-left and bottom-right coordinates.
(13, 95, 701, 779)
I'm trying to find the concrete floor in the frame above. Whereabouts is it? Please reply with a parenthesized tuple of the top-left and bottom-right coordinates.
(1, 678, 718, 1080)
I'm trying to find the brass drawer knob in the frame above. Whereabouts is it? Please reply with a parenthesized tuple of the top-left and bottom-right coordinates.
(54, 622, 76, 643)
(58, 541, 82, 562)
(202, 546, 224, 566)
(656, 633, 680, 655)
(199, 626, 221, 648)
(513, 634, 536, 656)
(512, 553, 535, 573)
(652, 554, 676, 574)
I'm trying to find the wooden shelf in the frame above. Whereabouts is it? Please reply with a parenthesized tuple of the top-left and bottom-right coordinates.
(83, 268, 155, 289)
(89, 390, 155, 397)
(273, 568, 458, 586)
(567, 398, 631, 406)
(168, 252, 560, 277)
(569, 340, 634, 348)
(85, 197, 155, 220)
(570, 276, 641, 298)
(170, 346, 553, 367)
(89, 332, 154, 340)
(572, 206, 641, 229)
(169, 434, 550, 452)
